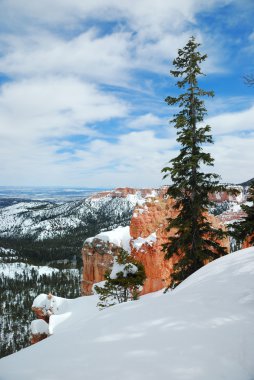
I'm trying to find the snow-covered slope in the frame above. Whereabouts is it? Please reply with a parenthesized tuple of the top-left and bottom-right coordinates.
(1, 247, 254, 380)
(0, 190, 150, 240)
(0, 262, 59, 279)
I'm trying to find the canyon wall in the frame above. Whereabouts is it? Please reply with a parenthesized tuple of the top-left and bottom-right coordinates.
(82, 188, 232, 295)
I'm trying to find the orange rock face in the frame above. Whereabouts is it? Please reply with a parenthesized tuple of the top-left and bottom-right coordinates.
(82, 191, 230, 296)
(130, 196, 177, 292)
(31, 333, 48, 345)
(81, 239, 123, 295)
(31, 307, 49, 323)
(130, 197, 229, 294)
(242, 235, 254, 249)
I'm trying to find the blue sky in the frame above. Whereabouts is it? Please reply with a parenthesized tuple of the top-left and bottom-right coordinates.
(0, 0, 253, 187)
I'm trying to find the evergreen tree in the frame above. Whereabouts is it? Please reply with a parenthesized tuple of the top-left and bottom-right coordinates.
(232, 181, 254, 245)
(162, 36, 230, 288)
(94, 249, 146, 308)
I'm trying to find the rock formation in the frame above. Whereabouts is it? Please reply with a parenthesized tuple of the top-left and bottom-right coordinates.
(31, 293, 54, 344)
(82, 188, 231, 295)
(82, 239, 123, 295)
(30, 319, 49, 344)
(90, 187, 158, 200)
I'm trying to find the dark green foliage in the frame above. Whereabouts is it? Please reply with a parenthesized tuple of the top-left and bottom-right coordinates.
(0, 235, 83, 266)
(162, 37, 230, 288)
(94, 249, 146, 308)
(231, 181, 254, 245)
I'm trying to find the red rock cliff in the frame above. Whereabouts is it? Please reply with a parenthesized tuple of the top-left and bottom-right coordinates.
(82, 189, 230, 295)
(82, 239, 123, 295)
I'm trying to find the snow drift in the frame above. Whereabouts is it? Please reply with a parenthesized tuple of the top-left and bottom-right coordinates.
(1, 247, 254, 380)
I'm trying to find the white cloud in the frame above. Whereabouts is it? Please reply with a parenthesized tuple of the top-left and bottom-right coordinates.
(0, 76, 129, 186)
(207, 104, 254, 135)
(249, 31, 254, 41)
(127, 113, 165, 130)
(0, 0, 230, 31)
(0, 77, 128, 141)
(211, 133, 254, 183)
(0, 0, 232, 86)
(0, 30, 133, 87)
(0, 0, 253, 187)
(0, 128, 176, 187)
(67, 130, 176, 187)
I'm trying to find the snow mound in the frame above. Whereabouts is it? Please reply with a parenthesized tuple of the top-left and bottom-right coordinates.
(86, 226, 131, 253)
(1, 247, 254, 380)
(30, 319, 49, 335)
(32, 294, 69, 316)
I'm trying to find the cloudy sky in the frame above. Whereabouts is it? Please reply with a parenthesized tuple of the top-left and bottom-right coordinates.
(0, 0, 253, 188)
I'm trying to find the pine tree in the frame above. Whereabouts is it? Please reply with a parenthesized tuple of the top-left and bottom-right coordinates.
(162, 36, 230, 288)
(94, 249, 146, 308)
(232, 181, 254, 245)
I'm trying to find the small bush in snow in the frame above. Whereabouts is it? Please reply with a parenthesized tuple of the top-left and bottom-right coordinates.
(94, 249, 146, 308)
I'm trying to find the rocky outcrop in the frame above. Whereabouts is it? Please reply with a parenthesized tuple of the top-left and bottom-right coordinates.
(82, 190, 230, 295)
(91, 187, 157, 200)
(31, 293, 54, 344)
(130, 196, 176, 292)
(30, 293, 69, 344)
(81, 239, 123, 295)
(30, 319, 49, 344)
(131, 196, 229, 293)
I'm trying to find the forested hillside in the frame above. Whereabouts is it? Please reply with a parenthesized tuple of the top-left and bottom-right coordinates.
(0, 190, 145, 264)
(0, 254, 80, 358)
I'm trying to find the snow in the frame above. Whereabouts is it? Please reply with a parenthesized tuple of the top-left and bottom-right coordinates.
(109, 257, 138, 279)
(1, 247, 254, 380)
(32, 294, 72, 335)
(32, 294, 69, 316)
(229, 190, 244, 203)
(0, 189, 142, 240)
(92, 281, 106, 294)
(0, 262, 58, 279)
(145, 190, 158, 198)
(226, 200, 252, 214)
(0, 247, 16, 256)
(30, 319, 49, 335)
(86, 226, 131, 253)
(126, 193, 145, 206)
(132, 232, 157, 251)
